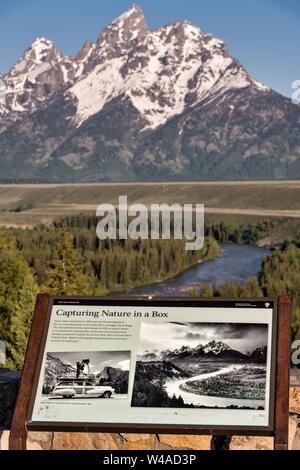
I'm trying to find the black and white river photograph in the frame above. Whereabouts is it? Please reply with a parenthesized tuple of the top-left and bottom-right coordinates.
(132, 322, 269, 410)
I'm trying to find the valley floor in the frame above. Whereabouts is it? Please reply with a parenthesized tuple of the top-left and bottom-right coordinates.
(1, 182, 300, 235)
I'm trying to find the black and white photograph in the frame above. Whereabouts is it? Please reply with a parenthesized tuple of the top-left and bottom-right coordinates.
(132, 322, 269, 410)
(42, 351, 130, 400)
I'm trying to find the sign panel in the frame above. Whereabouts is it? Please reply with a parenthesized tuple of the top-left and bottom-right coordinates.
(28, 298, 277, 433)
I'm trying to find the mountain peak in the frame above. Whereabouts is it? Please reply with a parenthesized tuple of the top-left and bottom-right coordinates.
(27, 37, 56, 62)
(203, 341, 231, 355)
(116, 3, 145, 21)
(97, 4, 148, 49)
(7, 35, 67, 81)
(7, 37, 57, 80)
(112, 3, 148, 35)
(153, 19, 202, 38)
(173, 19, 202, 32)
(32, 36, 53, 47)
(1, 34, 76, 116)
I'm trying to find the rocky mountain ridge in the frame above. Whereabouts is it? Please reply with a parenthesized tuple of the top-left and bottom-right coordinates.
(139, 341, 267, 363)
(1, 4, 300, 181)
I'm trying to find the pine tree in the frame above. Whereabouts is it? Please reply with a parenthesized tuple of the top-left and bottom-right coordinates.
(0, 228, 15, 251)
(241, 277, 263, 297)
(0, 230, 38, 369)
(45, 228, 90, 295)
(199, 283, 214, 298)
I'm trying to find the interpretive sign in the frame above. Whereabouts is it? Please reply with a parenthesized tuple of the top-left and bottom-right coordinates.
(9, 295, 291, 450)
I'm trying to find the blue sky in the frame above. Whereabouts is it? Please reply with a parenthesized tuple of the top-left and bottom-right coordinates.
(0, 0, 299, 97)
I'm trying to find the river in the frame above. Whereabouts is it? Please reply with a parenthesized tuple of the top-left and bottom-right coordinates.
(165, 364, 265, 409)
(128, 243, 270, 297)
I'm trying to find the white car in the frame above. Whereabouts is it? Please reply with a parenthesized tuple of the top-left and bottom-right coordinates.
(51, 378, 115, 399)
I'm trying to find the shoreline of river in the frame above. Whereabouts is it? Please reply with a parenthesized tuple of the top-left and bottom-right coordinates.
(124, 243, 270, 298)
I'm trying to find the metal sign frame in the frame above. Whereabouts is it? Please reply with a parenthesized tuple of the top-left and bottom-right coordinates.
(9, 295, 291, 450)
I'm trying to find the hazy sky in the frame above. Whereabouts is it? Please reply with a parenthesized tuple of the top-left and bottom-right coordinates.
(49, 351, 130, 374)
(138, 322, 268, 354)
(0, 0, 299, 97)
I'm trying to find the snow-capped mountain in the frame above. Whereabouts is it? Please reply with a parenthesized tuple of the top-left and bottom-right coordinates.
(203, 340, 231, 355)
(0, 5, 267, 126)
(165, 346, 194, 360)
(1, 38, 75, 118)
(70, 4, 267, 131)
(139, 341, 267, 363)
(1, 4, 300, 181)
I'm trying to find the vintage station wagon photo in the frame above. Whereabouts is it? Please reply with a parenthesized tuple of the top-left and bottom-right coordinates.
(41, 351, 130, 401)
(52, 378, 115, 399)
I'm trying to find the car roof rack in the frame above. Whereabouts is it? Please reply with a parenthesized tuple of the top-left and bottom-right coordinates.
(57, 375, 96, 381)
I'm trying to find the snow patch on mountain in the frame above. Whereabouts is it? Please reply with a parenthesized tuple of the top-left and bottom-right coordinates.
(72, 57, 127, 125)
(27, 62, 52, 84)
(252, 79, 270, 92)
